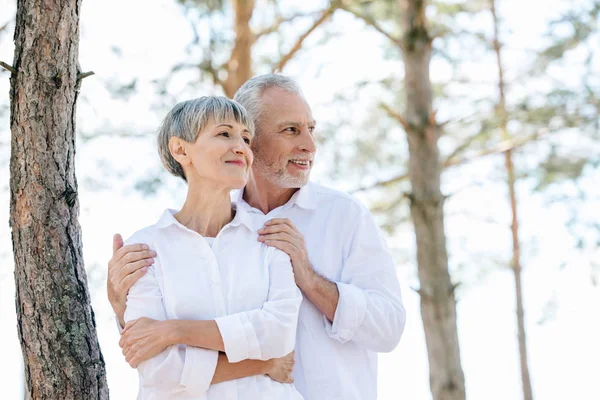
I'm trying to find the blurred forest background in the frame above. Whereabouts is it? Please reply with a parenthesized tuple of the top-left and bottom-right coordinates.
(1, 0, 599, 399)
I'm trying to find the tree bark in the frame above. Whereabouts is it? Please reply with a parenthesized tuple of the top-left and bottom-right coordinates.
(9, 1, 108, 398)
(399, 1, 466, 399)
(490, 2, 534, 399)
(222, 0, 255, 97)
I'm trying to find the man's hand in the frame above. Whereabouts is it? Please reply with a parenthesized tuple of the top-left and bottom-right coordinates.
(266, 351, 295, 383)
(107, 234, 156, 326)
(258, 218, 314, 289)
(120, 317, 172, 368)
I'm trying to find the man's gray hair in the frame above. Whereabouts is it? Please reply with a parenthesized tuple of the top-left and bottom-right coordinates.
(233, 74, 304, 133)
(157, 96, 254, 181)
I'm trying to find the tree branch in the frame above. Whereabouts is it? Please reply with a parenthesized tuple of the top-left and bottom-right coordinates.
(76, 71, 95, 81)
(0, 61, 16, 74)
(352, 129, 548, 193)
(253, 11, 322, 43)
(380, 102, 411, 132)
(0, 19, 13, 35)
(338, 5, 401, 46)
(273, 7, 335, 72)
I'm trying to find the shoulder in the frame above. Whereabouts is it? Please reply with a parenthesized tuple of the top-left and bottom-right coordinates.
(309, 182, 368, 216)
(123, 225, 158, 247)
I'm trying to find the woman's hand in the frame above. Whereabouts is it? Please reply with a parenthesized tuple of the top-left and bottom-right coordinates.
(119, 317, 172, 368)
(266, 351, 295, 383)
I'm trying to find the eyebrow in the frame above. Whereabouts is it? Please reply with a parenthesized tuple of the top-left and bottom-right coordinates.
(215, 123, 251, 134)
(277, 120, 317, 129)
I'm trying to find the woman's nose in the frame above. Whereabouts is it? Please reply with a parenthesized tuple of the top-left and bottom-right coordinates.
(233, 137, 248, 154)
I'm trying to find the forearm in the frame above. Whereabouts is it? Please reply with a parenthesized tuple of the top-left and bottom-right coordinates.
(167, 320, 225, 352)
(211, 352, 270, 384)
(298, 269, 339, 322)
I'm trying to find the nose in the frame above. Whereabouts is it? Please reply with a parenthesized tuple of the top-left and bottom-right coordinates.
(298, 127, 316, 153)
(232, 136, 249, 155)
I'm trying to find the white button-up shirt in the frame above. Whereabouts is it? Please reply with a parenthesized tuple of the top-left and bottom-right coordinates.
(124, 207, 304, 400)
(232, 182, 406, 400)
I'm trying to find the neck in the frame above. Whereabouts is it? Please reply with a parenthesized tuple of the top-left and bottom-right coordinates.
(243, 170, 299, 214)
(175, 178, 233, 237)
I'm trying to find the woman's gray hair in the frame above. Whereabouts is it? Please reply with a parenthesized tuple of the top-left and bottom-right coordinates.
(233, 74, 304, 134)
(157, 96, 254, 181)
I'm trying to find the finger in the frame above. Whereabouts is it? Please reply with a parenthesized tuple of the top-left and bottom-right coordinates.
(257, 224, 298, 239)
(113, 244, 153, 266)
(113, 256, 153, 289)
(258, 232, 298, 247)
(123, 258, 154, 278)
(118, 267, 148, 294)
(262, 239, 296, 256)
(264, 218, 295, 229)
(122, 319, 138, 334)
(121, 250, 156, 267)
(112, 233, 124, 255)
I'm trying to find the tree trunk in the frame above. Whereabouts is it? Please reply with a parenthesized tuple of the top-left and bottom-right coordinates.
(9, 1, 108, 398)
(222, 0, 255, 97)
(399, 1, 466, 399)
(490, 2, 534, 399)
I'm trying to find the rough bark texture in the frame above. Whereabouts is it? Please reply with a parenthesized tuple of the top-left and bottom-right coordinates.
(222, 0, 255, 97)
(9, 1, 108, 398)
(490, 2, 534, 399)
(399, 1, 466, 399)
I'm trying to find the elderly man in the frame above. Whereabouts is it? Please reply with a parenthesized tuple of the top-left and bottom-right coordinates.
(108, 74, 406, 399)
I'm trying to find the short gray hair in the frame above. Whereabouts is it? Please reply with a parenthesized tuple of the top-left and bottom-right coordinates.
(157, 96, 254, 181)
(233, 74, 304, 133)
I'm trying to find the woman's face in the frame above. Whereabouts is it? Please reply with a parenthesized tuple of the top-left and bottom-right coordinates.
(175, 119, 253, 190)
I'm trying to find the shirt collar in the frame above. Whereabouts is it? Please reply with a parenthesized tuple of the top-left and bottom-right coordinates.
(231, 183, 318, 212)
(155, 205, 255, 233)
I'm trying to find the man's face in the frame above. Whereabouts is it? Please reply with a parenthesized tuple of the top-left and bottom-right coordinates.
(250, 87, 316, 189)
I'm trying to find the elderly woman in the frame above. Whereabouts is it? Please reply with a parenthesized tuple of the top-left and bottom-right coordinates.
(121, 96, 303, 399)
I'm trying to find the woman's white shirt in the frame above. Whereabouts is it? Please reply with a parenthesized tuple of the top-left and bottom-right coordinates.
(123, 208, 304, 400)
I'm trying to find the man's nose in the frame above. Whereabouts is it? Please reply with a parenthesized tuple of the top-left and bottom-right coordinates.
(298, 128, 316, 153)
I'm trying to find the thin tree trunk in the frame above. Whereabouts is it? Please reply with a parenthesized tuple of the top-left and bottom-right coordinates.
(399, 1, 466, 400)
(490, 2, 534, 399)
(222, 0, 255, 97)
(9, 1, 108, 398)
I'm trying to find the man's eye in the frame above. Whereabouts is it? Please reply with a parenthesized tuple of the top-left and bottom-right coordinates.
(285, 127, 296, 132)
(309, 126, 316, 133)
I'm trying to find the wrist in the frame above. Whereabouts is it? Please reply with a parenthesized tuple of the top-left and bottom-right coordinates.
(296, 266, 317, 293)
(162, 320, 180, 346)
(262, 358, 274, 375)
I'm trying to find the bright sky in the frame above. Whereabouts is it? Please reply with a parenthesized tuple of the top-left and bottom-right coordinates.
(1, 0, 599, 399)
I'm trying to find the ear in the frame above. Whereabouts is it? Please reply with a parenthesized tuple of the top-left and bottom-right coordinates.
(168, 137, 190, 166)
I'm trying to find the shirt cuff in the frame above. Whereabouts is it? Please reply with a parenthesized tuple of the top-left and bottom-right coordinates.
(180, 346, 218, 393)
(323, 282, 368, 343)
(215, 313, 261, 363)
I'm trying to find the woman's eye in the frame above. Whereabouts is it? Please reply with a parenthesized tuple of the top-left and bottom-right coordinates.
(243, 137, 251, 144)
(219, 131, 230, 137)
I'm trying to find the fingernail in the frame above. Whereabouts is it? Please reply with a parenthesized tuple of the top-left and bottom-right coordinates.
(142, 245, 149, 250)
(150, 251, 157, 256)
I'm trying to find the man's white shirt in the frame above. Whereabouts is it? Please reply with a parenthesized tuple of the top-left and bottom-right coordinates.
(124, 207, 304, 399)
(231, 182, 406, 400)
